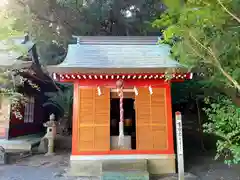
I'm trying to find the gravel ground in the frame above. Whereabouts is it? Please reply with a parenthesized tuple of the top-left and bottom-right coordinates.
(0, 165, 72, 180)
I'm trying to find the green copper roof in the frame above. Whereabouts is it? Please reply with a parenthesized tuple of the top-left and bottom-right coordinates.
(48, 36, 185, 73)
(61, 36, 181, 67)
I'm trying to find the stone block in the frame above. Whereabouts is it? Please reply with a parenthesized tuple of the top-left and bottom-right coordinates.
(101, 171, 149, 180)
(69, 160, 102, 177)
(148, 155, 176, 175)
(103, 159, 147, 172)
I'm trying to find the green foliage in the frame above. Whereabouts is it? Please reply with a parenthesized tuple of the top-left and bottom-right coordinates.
(154, 0, 240, 164)
(203, 95, 240, 165)
(44, 84, 73, 117)
(2, 0, 165, 65)
(171, 81, 204, 104)
(153, 0, 240, 89)
(0, 10, 23, 40)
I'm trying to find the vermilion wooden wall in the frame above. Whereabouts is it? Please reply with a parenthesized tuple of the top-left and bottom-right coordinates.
(72, 83, 174, 155)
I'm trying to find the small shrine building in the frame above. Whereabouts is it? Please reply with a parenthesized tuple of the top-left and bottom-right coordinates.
(48, 36, 192, 176)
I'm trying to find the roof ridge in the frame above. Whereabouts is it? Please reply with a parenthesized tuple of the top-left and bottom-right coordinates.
(72, 36, 160, 45)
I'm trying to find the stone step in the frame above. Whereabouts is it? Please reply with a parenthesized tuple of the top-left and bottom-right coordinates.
(102, 159, 147, 172)
(69, 159, 148, 177)
(101, 171, 149, 180)
(0, 133, 43, 151)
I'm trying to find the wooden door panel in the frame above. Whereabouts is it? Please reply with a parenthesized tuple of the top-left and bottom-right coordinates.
(153, 126, 167, 150)
(137, 116, 151, 124)
(80, 88, 94, 98)
(94, 126, 110, 151)
(78, 127, 94, 151)
(135, 88, 152, 150)
(80, 102, 94, 110)
(78, 127, 94, 141)
(79, 115, 94, 124)
(79, 141, 94, 151)
(77, 87, 110, 152)
(94, 88, 110, 151)
(95, 115, 109, 124)
(135, 87, 168, 151)
(138, 140, 153, 150)
(137, 125, 153, 150)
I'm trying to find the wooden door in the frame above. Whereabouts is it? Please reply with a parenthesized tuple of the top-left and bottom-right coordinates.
(77, 87, 110, 152)
(135, 88, 153, 150)
(135, 87, 168, 151)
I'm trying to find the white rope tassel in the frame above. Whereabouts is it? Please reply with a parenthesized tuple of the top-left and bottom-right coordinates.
(118, 88, 125, 148)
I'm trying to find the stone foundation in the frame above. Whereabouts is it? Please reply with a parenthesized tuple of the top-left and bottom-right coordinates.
(69, 154, 176, 177)
(147, 155, 176, 175)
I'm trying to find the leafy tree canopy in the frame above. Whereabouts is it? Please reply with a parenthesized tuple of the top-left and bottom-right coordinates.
(153, 0, 240, 164)
(2, 0, 165, 65)
(153, 0, 240, 91)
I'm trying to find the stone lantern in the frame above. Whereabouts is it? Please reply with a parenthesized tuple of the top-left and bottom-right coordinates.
(43, 113, 57, 156)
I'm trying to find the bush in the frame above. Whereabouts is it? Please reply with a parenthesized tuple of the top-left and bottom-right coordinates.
(203, 95, 240, 165)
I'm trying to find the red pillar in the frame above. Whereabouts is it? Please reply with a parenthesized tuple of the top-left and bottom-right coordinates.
(166, 83, 174, 154)
(72, 82, 80, 155)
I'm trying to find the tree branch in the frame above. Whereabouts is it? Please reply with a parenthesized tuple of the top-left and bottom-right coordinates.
(216, 0, 240, 24)
(189, 32, 240, 91)
(15, 0, 78, 34)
